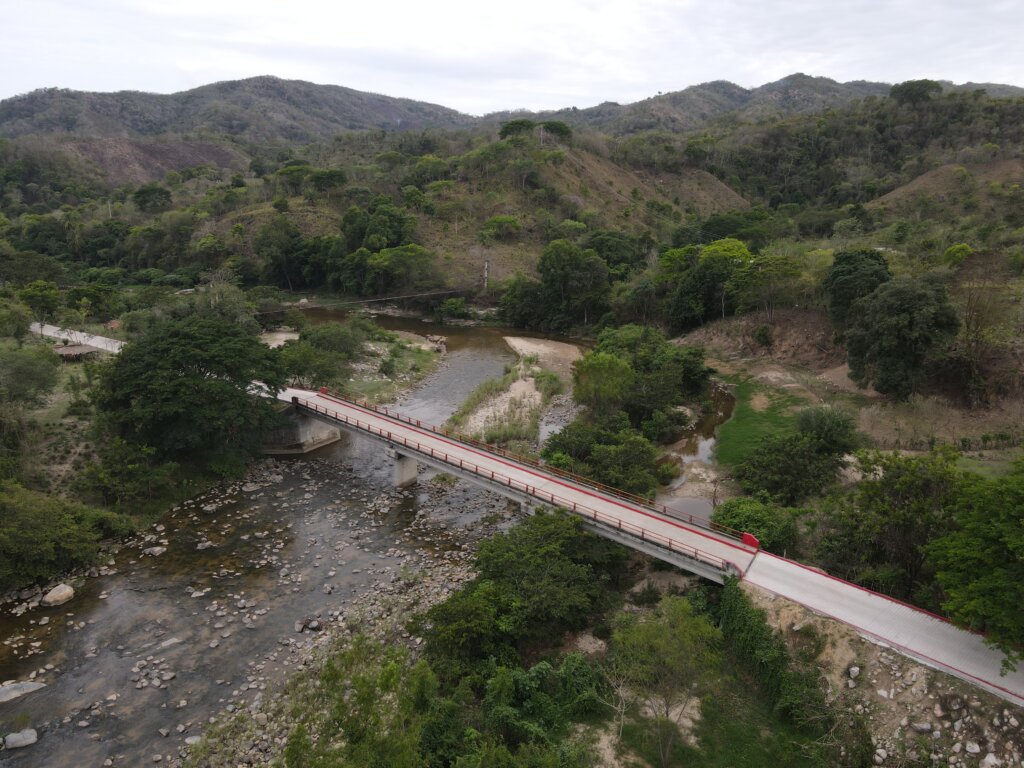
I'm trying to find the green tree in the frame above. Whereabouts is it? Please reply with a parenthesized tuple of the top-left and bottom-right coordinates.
(362, 201, 416, 252)
(363, 243, 442, 295)
(609, 596, 721, 767)
(794, 406, 858, 456)
(498, 119, 536, 139)
(572, 352, 634, 416)
(132, 183, 172, 213)
(728, 251, 801, 321)
(735, 433, 845, 504)
(669, 237, 751, 328)
(0, 298, 31, 344)
(846, 277, 960, 400)
(76, 438, 177, 506)
(540, 120, 573, 141)
(308, 168, 347, 195)
(926, 463, 1024, 669)
(0, 345, 59, 406)
(18, 280, 61, 325)
(254, 214, 302, 290)
(95, 315, 285, 472)
(821, 248, 891, 333)
(537, 239, 610, 327)
(890, 79, 943, 105)
(340, 205, 369, 253)
(942, 242, 973, 268)
(817, 448, 961, 603)
(278, 340, 350, 389)
(300, 321, 369, 360)
(711, 498, 800, 554)
(0, 481, 131, 590)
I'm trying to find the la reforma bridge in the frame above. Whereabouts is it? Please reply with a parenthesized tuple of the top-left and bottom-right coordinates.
(28, 324, 1024, 707)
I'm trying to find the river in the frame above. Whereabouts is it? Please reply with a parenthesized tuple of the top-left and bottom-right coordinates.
(0, 316, 731, 767)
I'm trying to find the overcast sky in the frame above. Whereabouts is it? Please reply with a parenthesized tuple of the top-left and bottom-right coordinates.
(3, 0, 1023, 115)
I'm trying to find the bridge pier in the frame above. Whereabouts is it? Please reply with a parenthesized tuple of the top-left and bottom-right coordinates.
(387, 448, 418, 488)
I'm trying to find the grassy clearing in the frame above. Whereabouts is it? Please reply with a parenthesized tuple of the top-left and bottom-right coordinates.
(715, 376, 805, 468)
(957, 448, 1023, 478)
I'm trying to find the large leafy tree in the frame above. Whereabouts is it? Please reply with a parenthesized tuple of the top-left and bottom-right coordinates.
(927, 463, 1024, 669)
(572, 352, 634, 416)
(845, 276, 960, 400)
(734, 406, 857, 504)
(592, 324, 710, 428)
(822, 248, 891, 333)
(669, 237, 751, 329)
(0, 345, 60, 406)
(18, 280, 61, 325)
(0, 481, 130, 590)
(537, 239, 610, 328)
(96, 315, 285, 471)
(711, 498, 800, 554)
(816, 448, 961, 604)
(728, 251, 801, 321)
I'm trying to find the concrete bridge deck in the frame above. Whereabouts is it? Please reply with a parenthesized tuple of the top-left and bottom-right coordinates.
(284, 387, 759, 583)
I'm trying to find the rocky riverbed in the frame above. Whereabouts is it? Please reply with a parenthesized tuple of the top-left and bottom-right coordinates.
(0, 449, 525, 767)
(0, 320, 523, 767)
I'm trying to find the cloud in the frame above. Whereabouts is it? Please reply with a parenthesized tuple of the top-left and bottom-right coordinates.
(2, 0, 1022, 113)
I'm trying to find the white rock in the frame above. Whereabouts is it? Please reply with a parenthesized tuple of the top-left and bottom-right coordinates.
(4, 729, 38, 749)
(966, 741, 981, 755)
(40, 584, 74, 607)
(143, 546, 167, 557)
(0, 681, 46, 704)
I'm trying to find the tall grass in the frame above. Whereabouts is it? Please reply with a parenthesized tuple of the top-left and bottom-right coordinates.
(714, 377, 804, 468)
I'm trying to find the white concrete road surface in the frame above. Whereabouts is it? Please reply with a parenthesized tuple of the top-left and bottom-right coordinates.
(746, 554, 1024, 705)
(31, 322, 125, 353)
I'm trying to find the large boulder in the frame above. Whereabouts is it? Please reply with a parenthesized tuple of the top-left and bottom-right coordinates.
(40, 584, 74, 607)
(4, 728, 38, 749)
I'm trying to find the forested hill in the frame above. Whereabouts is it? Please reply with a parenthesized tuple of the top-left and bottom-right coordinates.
(0, 76, 476, 143)
(482, 73, 1024, 135)
(5, 74, 1024, 145)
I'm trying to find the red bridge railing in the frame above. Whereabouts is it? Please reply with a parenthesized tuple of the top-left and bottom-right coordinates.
(309, 387, 748, 542)
(293, 395, 745, 577)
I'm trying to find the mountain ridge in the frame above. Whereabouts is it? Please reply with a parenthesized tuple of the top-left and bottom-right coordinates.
(4, 73, 1024, 145)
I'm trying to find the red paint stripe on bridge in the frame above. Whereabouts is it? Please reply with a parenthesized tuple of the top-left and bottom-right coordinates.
(304, 390, 756, 557)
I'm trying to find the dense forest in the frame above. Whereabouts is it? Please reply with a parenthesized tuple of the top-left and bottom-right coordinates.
(1, 75, 1023, 765)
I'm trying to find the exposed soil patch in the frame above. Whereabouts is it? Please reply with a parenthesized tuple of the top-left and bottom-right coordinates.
(504, 336, 582, 384)
(681, 308, 844, 373)
(749, 392, 771, 411)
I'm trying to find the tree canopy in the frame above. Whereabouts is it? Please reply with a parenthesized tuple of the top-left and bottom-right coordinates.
(846, 276, 960, 399)
(96, 315, 286, 472)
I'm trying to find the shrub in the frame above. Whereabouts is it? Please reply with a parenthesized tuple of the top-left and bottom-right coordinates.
(711, 498, 800, 553)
